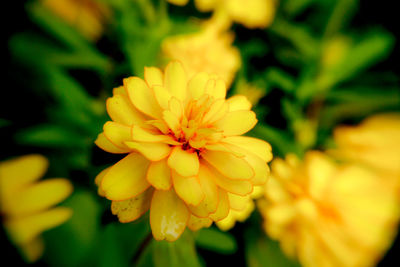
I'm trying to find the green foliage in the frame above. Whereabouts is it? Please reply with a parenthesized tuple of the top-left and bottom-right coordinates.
(194, 227, 237, 254)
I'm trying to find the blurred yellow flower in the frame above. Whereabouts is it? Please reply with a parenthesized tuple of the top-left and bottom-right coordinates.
(161, 25, 241, 87)
(95, 61, 272, 241)
(40, 0, 110, 41)
(0, 155, 73, 262)
(258, 151, 399, 267)
(333, 113, 400, 175)
(235, 81, 266, 106)
(195, 0, 276, 29)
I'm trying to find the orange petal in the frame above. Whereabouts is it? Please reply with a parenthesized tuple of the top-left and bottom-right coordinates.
(164, 61, 187, 101)
(187, 215, 212, 231)
(95, 133, 129, 154)
(103, 121, 132, 149)
(124, 77, 162, 119)
(111, 188, 154, 223)
(202, 150, 254, 180)
(168, 147, 200, 177)
(106, 94, 146, 125)
(209, 188, 230, 221)
(101, 153, 150, 201)
(125, 141, 171, 161)
(172, 171, 204, 206)
(146, 159, 172, 190)
(144, 66, 163, 88)
(215, 110, 257, 136)
(150, 189, 189, 241)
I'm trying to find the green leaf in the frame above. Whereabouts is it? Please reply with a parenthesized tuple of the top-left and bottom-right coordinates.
(264, 68, 296, 93)
(43, 190, 102, 267)
(194, 227, 237, 254)
(152, 230, 202, 267)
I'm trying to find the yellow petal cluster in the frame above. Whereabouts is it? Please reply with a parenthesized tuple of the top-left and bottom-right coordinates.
(259, 151, 400, 267)
(195, 0, 277, 29)
(161, 25, 241, 87)
(40, 0, 110, 41)
(95, 61, 272, 241)
(0, 155, 73, 262)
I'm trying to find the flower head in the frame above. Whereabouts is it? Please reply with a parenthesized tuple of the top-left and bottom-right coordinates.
(259, 151, 400, 267)
(161, 25, 241, 87)
(95, 61, 272, 241)
(0, 155, 73, 262)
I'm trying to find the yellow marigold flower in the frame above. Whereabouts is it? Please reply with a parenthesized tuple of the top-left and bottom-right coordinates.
(194, 0, 276, 29)
(40, 0, 110, 41)
(161, 25, 241, 87)
(95, 61, 272, 241)
(259, 151, 400, 267)
(0, 155, 73, 262)
(333, 113, 400, 175)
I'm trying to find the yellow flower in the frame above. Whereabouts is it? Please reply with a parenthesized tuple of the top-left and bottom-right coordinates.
(161, 25, 241, 87)
(259, 151, 400, 267)
(333, 113, 400, 175)
(195, 0, 276, 29)
(40, 0, 110, 41)
(166, 0, 189, 6)
(95, 61, 272, 241)
(235, 81, 266, 106)
(0, 155, 73, 262)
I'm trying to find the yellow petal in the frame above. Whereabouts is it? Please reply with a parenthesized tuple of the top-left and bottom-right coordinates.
(223, 136, 272, 162)
(187, 215, 212, 231)
(207, 163, 253, 196)
(188, 165, 219, 217)
(0, 154, 48, 195)
(124, 77, 162, 119)
(113, 86, 127, 96)
(172, 171, 204, 206)
(111, 188, 154, 223)
(202, 99, 229, 125)
(95, 133, 129, 154)
(215, 110, 257, 136)
(20, 237, 44, 263)
(164, 61, 187, 101)
(152, 85, 172, 110)
(188, 72, 209, 100)
(209, 188, 230, 221)
(131, 125, 177, 144)
(228, 193, 249, 211)
(106, 94, 146, 126)
(125, 141, 171, 161)
(5, 179, 72, 217)
(202, 150, 254, 180)
(163, 110, 181, 136)
(150, 189, 189, 241)
(146, 159, 172, 190)
(95, 167, 111, 196)
(6, 207, 72, 244)
(305, 151, 335, 199)
(103, 121, 132, 149)
(101, 153, 150, 201)
(168, 147, 200, 177)
(144, 66, 163, 88)
(169, 97, 184, 120)
(226, 95, 252, 111)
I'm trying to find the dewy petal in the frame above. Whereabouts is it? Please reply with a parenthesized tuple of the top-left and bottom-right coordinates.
(223, 136, 272, 162)
(214, 110, 257, 136)
(226, 95, 252, 111)
(202, 150, 254, 180)
(144, 66, 164, 88)
(0, 155, 48, 197)
(209, 188, 230, 221)
(188, 165, 219, 217)
(150, 189, 189, 241)
(152, 85, 172, 110)
(6, 207, 72, 245)
(111, 188, 154, 223)
(146, 159, 172, 190)
(101, 153, 150, 201)
(125, 77, 162, 119)
(106, 94, 146, 126)
(103, 121, 132, 149)
(187, 215, 212, 231)
(168, 147, 200, 177)
(95, 133, 129, 154)
(172, 171, 204, 206)
(5, 179, 73, 217)
(125, 141, 171, 161)
(187, 72, 209, 100)
(206, 163, 253, 196)
(164, 61, 187, 101)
